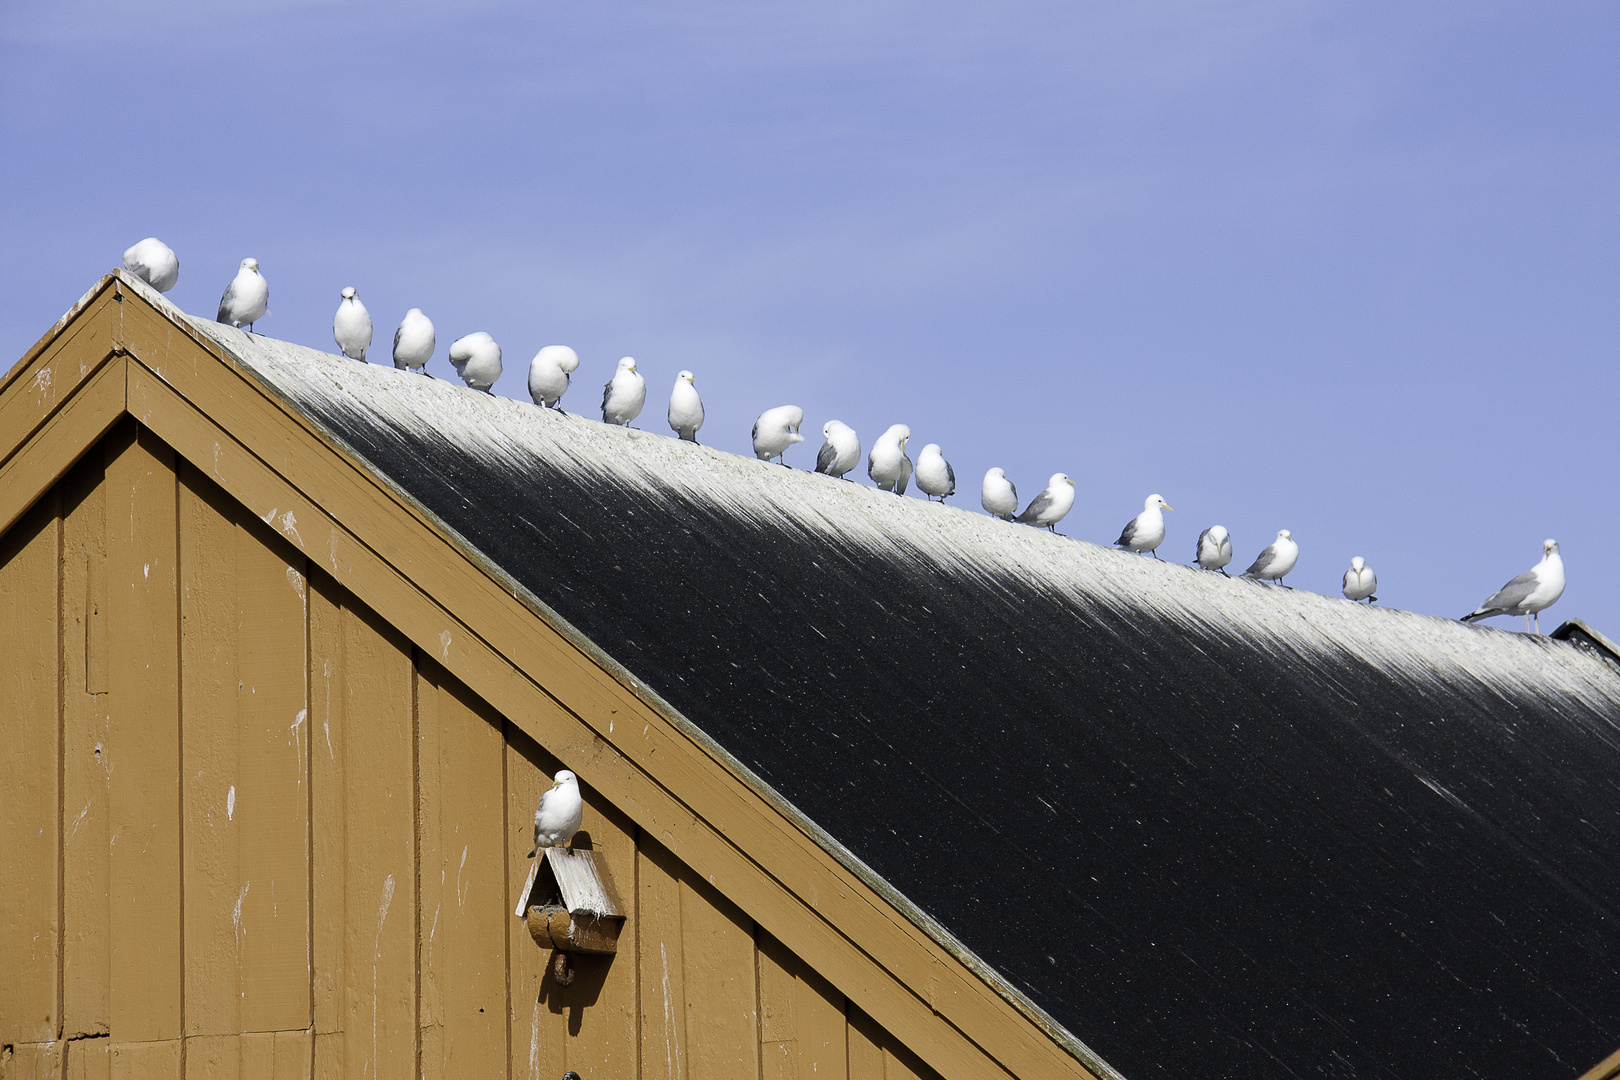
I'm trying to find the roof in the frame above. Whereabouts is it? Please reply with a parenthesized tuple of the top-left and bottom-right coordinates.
(20, 272, 1620, 1079)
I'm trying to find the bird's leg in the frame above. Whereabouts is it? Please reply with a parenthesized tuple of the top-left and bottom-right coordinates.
(1152, 550, 1160, 560)
(1220, 569, 1230, 578)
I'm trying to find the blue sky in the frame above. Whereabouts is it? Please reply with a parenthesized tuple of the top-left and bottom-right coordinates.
(4, 2, 1618, 632)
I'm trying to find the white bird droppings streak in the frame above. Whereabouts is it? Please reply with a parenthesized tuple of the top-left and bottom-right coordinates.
(226, 784, 235, 821)
(372, 873, 396, 1080)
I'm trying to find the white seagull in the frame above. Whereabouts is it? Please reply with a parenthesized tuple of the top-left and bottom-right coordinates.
(981, 468, 1019, 520)
(1243, 529, 1299, 586)
(1195, 526, 1233, 574)
(1116, 494, 1173, 557)
(332, 287, 372, 361)
(527, 770, 584, 856)
(1016, 473, 1077, 532)
(814, 421, 862, 479)
(753, 406, 805, 464)
(217, 258, 269, 331)
(529, 345, 581, 409)
(1462, 539, 1565, 634)
(916, 444, 956, 501)
(868, 425, 913, 494)
(122, 238, 179, 292)
(392, 309, 435, 373)
(1343, 556, 1378, 603)
(668, 370, 705, 441)
(448, 332, 502, 392)
(601, 357, 646, 426)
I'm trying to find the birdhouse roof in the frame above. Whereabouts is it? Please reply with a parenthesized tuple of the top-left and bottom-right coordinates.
(11, 269, 1620, 1080)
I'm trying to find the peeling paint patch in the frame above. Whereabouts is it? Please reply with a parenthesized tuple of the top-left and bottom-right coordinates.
(226, 785, 235, 821)
(439, 630, 452, 660)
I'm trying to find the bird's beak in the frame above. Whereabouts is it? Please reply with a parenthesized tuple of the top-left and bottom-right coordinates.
(1066, 478, 1075, 487)
(1164, 503, 1174, 511)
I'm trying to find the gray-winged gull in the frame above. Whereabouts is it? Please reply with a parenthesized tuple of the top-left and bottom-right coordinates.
(815, 421, 861, 479)
(1343, 556, 1378, 603)
(1461, 539, 1565, 633)
(217, 258, 269, 331)
(1243, 529, 1299, 586)
(916, 444, 956, 501)
(529, 345, 580, 409)
(753, 406, 805, 464)
(122, 238, 179, 293)
(333, 287, 373, 361)
(392, 309, 435, 373)
(668, 371, 705, 442)
(448, 332, 502, 392)
(602, 357, 646, 426)
(1195, 526, 1232, 574)
(1116, 494, 1173, 557)
(868, 425, 913, 494)
(527, 770, 584, 855)
(1016, 473, 1076, 532)
(981, 468, 1018, 519)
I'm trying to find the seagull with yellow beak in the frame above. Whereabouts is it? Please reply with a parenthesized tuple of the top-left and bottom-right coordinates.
(1116, 494, 1173, 557)
(528, 770, 584, 856)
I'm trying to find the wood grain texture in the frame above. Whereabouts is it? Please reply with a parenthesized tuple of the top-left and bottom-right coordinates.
(106, 425, 183, 1043)
(61, 456, 111, 1037)
(0, 496, 61, 1046)
(308, 573, 344, 1039)
(758, 930, 848, 1080)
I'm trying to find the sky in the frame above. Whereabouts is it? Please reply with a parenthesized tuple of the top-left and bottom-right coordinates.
(3, 1, 1618, 633)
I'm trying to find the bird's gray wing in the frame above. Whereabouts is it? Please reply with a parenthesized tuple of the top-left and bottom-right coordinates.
(1243, 543, 1278, 577)
(1196, 526, 1213, 561)
(1008, 481, 1017, 503)
(217, 280, 239, 322)
(944, 461, 955, 492)
(1474, 568, 1540, 615)
(1116, 518, 1138, 547)
(1016, 491, 1053, 524)
(751, 419, 760, 443)
(392, 323, 404, 354)
(897, 456, 912, 496)
(815, 440, 837, 474)
(601, 380, 613, 414)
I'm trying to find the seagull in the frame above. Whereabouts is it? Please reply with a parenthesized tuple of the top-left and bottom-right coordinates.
(527, 770, 584, 856)
(448, 332, 502, 392)
(1461, 539, 1565, 634)
(668, 370, 704, 441)
(1343, 556, 1378, 603)
(753, 406, 805, 464)
(529, 345, 581, 409)
(916, 444, 956, 501)
(868, 425, 913, 494)
(1243, 529, 1299, 586)
(392, 309, 435, 373)
(1116, 494, 1173, 557)
(332, 287, 373, 361)
(1195, 526, 1233, 574)
(217, 258, 269, 331)
(601, 357, 646, 426)
(121, 238, 179, 292)
(1016, 473, 1077, 532)
(815, 421, 862, 479)
(981, 468, 1019, 520)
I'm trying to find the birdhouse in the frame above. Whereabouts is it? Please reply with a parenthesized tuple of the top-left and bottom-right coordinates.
(514, 847, 627, 960)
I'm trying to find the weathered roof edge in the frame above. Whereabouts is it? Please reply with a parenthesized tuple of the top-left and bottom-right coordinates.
(105, 269, 1126, 1080)
(1552, 619, 1620, 671)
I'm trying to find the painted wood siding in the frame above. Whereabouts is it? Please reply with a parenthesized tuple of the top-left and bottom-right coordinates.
(0, 425, 940, 1080)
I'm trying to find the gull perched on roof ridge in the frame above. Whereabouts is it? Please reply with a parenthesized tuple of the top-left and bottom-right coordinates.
(1195, 526, 1232, 574)
(1016, 473, 1076, 533)
(448, 332, 502, 392)
(122, 238, 179, 293)
(981, 468, 1018, 520)
(217, 258, 269, 332)
(815, 421, 861, 479)
(916, 444, 955, 501)
(392, 309, 435, 373)
(333, 287, 373, 362)
(668, 370, 704, 442)
(602, 357, 646, 426)
(1461, 539, 1564, 634)
(753, 406, 805, 464)
(1343, 557, 1378, 603)
(1242, 529, 1299, 586)
(1116, 494, 1172, 557)
(529, 345, 581, 409)
(868, 425, 912, 494)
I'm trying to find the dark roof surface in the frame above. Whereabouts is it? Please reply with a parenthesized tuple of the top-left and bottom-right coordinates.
(185, 306, 1620, 1080)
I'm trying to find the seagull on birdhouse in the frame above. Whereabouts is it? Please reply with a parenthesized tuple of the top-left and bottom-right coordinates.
(528, 770, 584, 856)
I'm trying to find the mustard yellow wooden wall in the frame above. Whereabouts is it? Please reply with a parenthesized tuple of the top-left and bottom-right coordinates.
(0, 423, 940, 1080)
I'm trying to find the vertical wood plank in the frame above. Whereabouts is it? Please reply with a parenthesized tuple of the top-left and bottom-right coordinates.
(637, 838, 688, 1080)
(179, 471, 242, 1039)
(66, 1037, 110, 1080)
(308, 573, 344, 1039)
(883, 1042, 936, 1080)
(106, 426, 183, 1043)
(0, 497, 61, 1046)
(758, 932, 798, 1080)
(505, 726, 566, 1080)
(183, 1034, 239, 1080)
(756, 931, 848, 1080)
(108, 1040, 182, 1080)
(235, 514, 311, 1032)
(338, 600, 417, 1080)
(61, 457, 111, 1038)
(417, 665, 507, 1080)
(678, 872, 760, 1080)
(846, 1007, 886, 1080)
(271, 1029, 312, 1079)
(1, 1041, 63, 1080)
